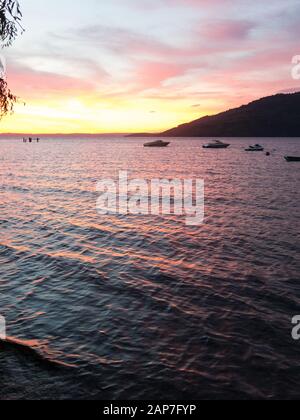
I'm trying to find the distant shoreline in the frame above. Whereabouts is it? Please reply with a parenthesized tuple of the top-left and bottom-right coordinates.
(1, 135, 300, 140)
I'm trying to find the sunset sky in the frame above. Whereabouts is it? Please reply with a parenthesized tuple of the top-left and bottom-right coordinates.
(1, 0, 300, 133)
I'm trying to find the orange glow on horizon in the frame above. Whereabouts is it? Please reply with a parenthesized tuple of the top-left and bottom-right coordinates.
(0, 94, 226, 134)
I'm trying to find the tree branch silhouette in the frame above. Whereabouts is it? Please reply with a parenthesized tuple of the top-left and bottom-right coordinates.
(0, 0, 23, 118)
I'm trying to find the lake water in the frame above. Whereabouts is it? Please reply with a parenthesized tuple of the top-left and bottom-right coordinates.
(0, 136, 299, 400)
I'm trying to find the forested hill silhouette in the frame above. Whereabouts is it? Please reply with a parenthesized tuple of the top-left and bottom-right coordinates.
(159, 92, 300, 137)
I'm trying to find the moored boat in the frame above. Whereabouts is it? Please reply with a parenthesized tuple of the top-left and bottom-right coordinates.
(285, 156, 300, 162)
(203, 140, 230, 149)
(245, 144, 264, 152)
(144, 140, 170, 148)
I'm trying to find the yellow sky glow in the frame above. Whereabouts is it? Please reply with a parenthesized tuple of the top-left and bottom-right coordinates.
(0, 96, 218, 134)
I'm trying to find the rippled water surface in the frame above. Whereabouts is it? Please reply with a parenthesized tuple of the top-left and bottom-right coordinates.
(0, 136, 299, 400)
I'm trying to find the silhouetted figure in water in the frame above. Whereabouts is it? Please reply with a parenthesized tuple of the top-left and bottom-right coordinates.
(22, 137, 39, 143)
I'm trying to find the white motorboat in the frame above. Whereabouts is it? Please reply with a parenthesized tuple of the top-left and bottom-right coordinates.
(203, 140, 230, 149)
(245, 144, 264, 152)
(144, 140, 170, 148)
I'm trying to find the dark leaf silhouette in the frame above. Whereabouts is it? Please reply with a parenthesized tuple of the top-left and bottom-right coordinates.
(0, 0, 23, 47)
(0, 77, 17, 118)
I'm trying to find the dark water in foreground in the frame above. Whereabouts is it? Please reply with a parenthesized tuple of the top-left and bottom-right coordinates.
(0, 136, 299, 400)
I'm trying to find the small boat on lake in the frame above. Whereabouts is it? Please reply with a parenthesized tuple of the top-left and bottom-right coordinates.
(203, 140, 230, 149)
(285, 156, 300, 162)
(144, 140, 170, 148)
(245, 144, 264, 152)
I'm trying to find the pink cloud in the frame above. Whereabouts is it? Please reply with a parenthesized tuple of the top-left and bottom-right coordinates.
(7, 63, 97, 99)
(133, 61, 190, 89)
(200, 20, 255, 41)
